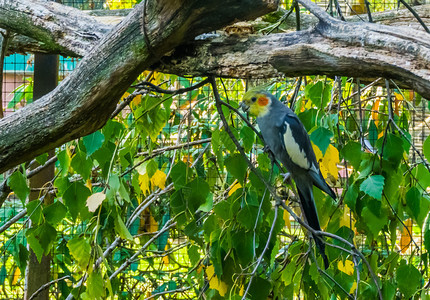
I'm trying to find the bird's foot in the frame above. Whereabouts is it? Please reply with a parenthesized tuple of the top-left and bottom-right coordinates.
(280, 172, 291, 183)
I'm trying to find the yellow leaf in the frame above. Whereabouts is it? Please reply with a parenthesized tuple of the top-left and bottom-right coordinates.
(228, 182, 242, 196)
(86, 192, 106, 212)
(283, 210, 291, 230)
(206, 265, 228, 297)
(149, 215, 158, 233)
(197, 265, 204, 274)
(139, 173, 150, 195)
(86, 178, 92, 190)
(312, 143, 324, 168)
(350, 281, 357, 294)
(338, 260, 354, 275)
(400, 219, 412, 253)
(12, 267, 20, 285)
(131, 94, 142, 108)
(162, 245, 169, 264)
(339, 207, 355, 229)
(151, 170, 166, 189)
(321, 144, 339, 180)
(372, 99, 381, 126)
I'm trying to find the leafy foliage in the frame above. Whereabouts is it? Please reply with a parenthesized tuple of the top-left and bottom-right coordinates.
(2, 71, 430, 299)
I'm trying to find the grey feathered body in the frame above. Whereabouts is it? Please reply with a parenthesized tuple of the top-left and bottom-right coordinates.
(256, 94, 335, 268)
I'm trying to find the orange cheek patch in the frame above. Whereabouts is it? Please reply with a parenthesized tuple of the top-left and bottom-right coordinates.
(258, 96, 269, 106)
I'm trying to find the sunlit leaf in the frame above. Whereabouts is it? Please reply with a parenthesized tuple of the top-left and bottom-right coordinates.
(7, 171, 30, 203)
(86, 192, 106, 212)
(360, 175, 385, 200)
(151, 169, 166, 189)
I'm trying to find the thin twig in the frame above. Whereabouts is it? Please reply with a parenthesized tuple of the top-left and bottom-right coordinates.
(28, 276, 71, 300)
(397, 0, 430, 33)
(109, 220, 176, 279)
(144, 287, 192, 300)
(136, 138, 211, 157)
(133, 78, 210, 95)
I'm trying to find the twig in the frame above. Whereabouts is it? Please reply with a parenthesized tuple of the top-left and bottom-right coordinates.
(144, 287, 192, 300)
(109, 220, 176, 279)
(111, 71, 154, 118)
(308, 243, 353, 299)
(242, 206, 279, 300)
(397, 0, 430, 33)
(136, 138, 211, 157)
(0, 208, 27, 234)
(133, 78, 210, 95)
(28, 276, 71, 300)
(364, 0, 373, 23)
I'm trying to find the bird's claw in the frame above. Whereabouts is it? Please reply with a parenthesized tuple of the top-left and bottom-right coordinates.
(280, 172, 291, 183)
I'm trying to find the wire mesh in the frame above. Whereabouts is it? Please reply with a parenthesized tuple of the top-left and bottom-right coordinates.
(1, 0, 430, 299)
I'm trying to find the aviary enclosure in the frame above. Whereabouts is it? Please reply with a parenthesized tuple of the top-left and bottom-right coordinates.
(1, 0, 430, 299)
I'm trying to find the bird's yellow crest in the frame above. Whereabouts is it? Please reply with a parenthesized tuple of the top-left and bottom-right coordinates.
(241, 88, 272, 117)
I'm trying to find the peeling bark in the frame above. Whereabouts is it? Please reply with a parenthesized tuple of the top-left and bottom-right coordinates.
(0, 0, 278, 173)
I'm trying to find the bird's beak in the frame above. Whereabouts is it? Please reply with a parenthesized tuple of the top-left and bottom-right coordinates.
(239, 101, 249, 112)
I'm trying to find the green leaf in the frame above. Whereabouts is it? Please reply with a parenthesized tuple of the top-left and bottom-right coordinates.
(237, 205, 258, 230)
(83, 131, 105, 156)
(63, 181, 91, 220)
(376, 133, 404, 168)
(102, 120, 124, 141)
(171, 161, 188, 189)
(424, 216, 430, 251)
(26, 201, 43, 225)
(35, 153, 49, 165)
(43, 201, 67, 226)
(57, 149, 71, 176)
(305, 81, 323, 108)
(368, 120, 378, 148)
(7, 171, 30, 203)
(188, 245, 200, 266)
(225, 153, 248, 182)
(396, 264, 422, 299)
(183, 178, 210, 212)
(344, 184, 358, 212)
(25, 223, 56, 263)
(248, 277, 271, 300)
(146, 159, 158, 178)
(232, 231, 254, 266)
(360, 175, 385, 200)
(406, 187, 421, 222)
(341, 142, 362, 169)
(87, 271, 105, 300)
(310, 127, 333, 155)
(67, 236, 91, 269)
(413, 164, 430, 190)
(25, 228, 44, 263)
(240, 126, 255, 153)
(71, 150, 92, 180)
(298, 108, 318, 132)
(361, 207, 387, 237)
(114, 214, 133, 241)
(220, 129, 237, 153)
(0, 266, 6, 285)
(424, 135, 430, 162)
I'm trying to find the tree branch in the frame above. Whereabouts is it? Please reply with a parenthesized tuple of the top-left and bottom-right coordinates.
(0, 0, 278, 174)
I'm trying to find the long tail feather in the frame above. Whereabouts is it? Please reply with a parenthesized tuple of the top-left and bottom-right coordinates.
(296, 180, 329, 269)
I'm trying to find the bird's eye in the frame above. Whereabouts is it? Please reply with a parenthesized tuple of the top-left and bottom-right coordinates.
(251, 97, 257, 102)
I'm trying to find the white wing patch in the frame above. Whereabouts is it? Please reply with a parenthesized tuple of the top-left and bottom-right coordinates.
(283, 123, 310, 169)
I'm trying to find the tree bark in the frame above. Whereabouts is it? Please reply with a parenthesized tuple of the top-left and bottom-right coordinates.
(0, 0, 278, 174)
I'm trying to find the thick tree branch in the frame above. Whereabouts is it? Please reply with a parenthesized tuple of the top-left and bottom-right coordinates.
(156, 14, 430, 97)
(0, 0, 278, 174)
